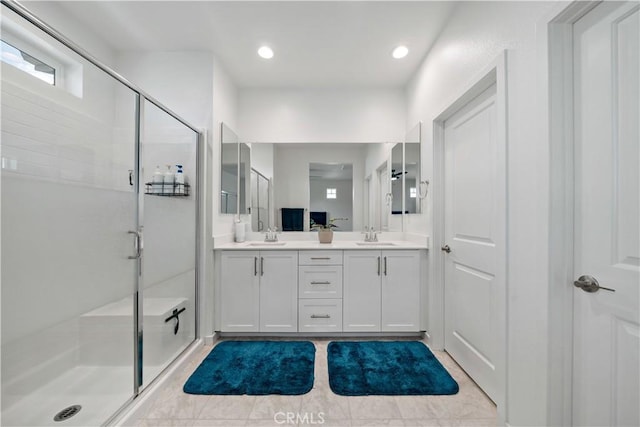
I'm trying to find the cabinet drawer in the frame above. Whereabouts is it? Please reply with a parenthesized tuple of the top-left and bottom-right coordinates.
(299, 266, 343, 299)
(298, 299, 343, 332)
(299, 250, 343, 265)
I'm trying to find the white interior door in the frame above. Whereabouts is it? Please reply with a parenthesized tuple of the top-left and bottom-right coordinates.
(443, 83, 503, 403)
(572, 3, 639, 426)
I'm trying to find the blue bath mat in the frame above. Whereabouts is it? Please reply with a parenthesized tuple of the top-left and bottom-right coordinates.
(327, 341, 459, 396)
(183, 341, 315, 395)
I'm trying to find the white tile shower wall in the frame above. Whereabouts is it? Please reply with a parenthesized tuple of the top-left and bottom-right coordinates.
(1, 77, 134, 191)
(1, 176, 138, 341)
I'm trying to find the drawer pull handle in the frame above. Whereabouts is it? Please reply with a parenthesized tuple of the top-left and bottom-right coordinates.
(310, 281, 331, 285)
(310, 257, 331, 260)
(311, 314, 331, 319)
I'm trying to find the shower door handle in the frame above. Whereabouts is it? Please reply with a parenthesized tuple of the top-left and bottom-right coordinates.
(128, 230, 142, 259)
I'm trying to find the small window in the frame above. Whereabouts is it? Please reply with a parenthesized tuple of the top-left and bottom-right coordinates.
(1, 39, 55, 85)
(410, 187, 417, 198)
(326, 188, 337, 199)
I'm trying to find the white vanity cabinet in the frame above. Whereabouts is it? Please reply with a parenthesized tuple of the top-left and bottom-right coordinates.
(343, 250, 420, 332)
(220, 250, 298, 333)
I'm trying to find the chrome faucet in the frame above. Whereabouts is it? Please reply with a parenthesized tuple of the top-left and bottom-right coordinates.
(264, 227, 279, 242)
(362, 226, 379, 242)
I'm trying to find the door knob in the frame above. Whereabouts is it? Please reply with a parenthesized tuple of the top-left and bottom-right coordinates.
(573, 275, 615, 293)
(441, 245, 451, 253)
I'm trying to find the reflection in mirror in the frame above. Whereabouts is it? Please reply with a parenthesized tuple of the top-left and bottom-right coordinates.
(267, 143, 401, 232)
(220, 123, 238, 214)
(239, 143, 250, 215)
(250, 143, 274, 231)
(309, 163, 353, 231)
(405, 122, 421, 214)
(391, 143, 404, 215)
(376, 161, 390, 231)
(251, 169, 270, 232)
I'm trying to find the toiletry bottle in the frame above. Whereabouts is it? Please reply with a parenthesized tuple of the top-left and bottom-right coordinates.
(235, 219, 246, 243)
(175, 165, 184, 195)
(163, 164, 174, 195)
(152, 165, 163, 194)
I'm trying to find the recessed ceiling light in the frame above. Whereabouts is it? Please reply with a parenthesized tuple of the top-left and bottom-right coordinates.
(258, 46, 274, 59)
(392, 45, 409, 59)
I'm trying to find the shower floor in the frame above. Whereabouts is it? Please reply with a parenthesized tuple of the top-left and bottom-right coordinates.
(1, 365, 137, 427)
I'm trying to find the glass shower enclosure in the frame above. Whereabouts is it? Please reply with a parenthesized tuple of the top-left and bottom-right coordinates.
(0, 2, 200, 425)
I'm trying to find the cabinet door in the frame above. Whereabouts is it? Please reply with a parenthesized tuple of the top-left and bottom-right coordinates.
(220, 251, 260, 332)
(259, 251, 298, 332)
(382, 250, 420, 331)
(343, 251, 381, 332)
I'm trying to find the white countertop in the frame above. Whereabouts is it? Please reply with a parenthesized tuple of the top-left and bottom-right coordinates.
(215, 240, 428, 250)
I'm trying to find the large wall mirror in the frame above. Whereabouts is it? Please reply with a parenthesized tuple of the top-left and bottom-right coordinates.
(249, 142, 401, 232)
(233, 136, 422, 232)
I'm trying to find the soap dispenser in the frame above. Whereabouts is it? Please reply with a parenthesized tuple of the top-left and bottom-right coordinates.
(163, 164, 174, 194)
(174, 164, 184, 195)
(152, 165, 163, 194)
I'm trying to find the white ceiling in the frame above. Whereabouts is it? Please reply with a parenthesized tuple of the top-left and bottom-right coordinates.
(54, 1, 456, 89)
(310, 162, 353, 180)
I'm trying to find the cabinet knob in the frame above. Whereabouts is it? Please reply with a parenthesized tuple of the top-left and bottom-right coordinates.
(441, 245, 451, 253)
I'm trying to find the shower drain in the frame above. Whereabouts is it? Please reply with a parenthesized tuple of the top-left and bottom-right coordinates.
(53, 405, 82, 422)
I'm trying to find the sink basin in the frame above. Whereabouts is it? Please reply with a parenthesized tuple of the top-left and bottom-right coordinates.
(248, 242, 287, 246)
(355, 242, 396, 246)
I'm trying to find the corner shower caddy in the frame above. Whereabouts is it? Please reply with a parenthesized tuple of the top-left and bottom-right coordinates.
(144, 182, 190, 197)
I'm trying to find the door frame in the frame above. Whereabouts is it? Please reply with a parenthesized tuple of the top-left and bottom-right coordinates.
(545, 2, 603, 426)
(432, 51, 508, 423)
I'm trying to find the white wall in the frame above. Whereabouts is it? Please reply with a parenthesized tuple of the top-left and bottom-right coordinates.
(212, 56, 239, 235)
(251, 143, 274, 179)
(238, 88, 405, 143)
(116, 51, 213, 127)
(404, 1, 562, 425)
(22, 1, 116, 69)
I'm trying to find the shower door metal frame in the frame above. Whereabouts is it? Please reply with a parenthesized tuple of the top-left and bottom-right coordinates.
(1, 0, 202, 417)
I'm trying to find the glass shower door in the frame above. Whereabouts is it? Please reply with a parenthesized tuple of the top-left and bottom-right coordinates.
(139, 99, 197, 387)
(0, 5, 139, 424)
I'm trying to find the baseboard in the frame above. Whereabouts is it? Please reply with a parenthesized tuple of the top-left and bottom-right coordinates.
(217, 332, 423, 338)
(204, 332, 219, 345)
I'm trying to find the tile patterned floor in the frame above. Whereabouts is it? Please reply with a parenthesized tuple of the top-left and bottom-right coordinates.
(135, 339, 497, 427)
